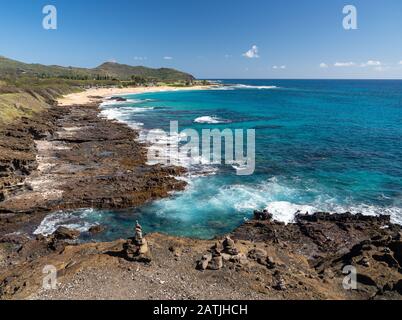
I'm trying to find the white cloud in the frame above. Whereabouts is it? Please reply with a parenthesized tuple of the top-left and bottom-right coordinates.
(334, 62, 356, 67)
(163, 56, 173, 60)
(399, 61, 402, 65)
(108, 58, 117, 63)
(373, 65, 391, 72)
(361, 60, 382, 67)
(319, 63, 328, 68)
(273, 65, 286, 70)
(243, 45, 259, 59)
(133, 56, 147, 61)
(224, 54, 232, 58)
(367, 60, 381, 66)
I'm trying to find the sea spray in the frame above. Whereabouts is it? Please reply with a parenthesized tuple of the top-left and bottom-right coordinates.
(146, 121, 255, 175)
(48, 80, 402, 240)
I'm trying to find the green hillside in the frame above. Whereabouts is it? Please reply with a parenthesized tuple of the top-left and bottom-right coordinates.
(94, 62, 195, 82)
(0, 56, 91, 79)
(0, 55, 197, 125)
(0, 56, 195, 82)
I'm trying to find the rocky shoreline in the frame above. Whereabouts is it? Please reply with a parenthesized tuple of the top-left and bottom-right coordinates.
(0, 212, 401, 300)
(0, 101, 401, 300)
(0, 100, 186, 235)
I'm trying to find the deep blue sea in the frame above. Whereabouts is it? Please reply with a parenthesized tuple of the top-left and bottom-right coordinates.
(35, 80, 402, 240)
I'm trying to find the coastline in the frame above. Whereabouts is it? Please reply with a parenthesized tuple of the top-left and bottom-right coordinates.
(1, 86, 402, 300)
(1, 83, 215, 234)
(57, 85, 213, 106)
(0, 97, 188, 237)
(2, 211, 402, 300)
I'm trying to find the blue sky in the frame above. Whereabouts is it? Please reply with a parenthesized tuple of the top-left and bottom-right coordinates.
(0, 0, 402, 79)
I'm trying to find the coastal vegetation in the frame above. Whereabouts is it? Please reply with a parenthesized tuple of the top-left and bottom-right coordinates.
(0, 78, 77, 125)
(0, 56, 195, 82)
(0, 55, 197, 125)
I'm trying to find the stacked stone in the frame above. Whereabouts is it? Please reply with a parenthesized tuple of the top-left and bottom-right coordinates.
(123, 221, 150, 262)
(208, 242, 224, 270)
(222, 236, 239, 255)
(197, 236, 243, 270)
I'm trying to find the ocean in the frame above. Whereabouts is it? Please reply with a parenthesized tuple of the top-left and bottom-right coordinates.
(35, 80, 402, 241)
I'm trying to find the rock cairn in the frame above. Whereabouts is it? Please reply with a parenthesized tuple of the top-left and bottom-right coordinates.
(209, 242, 224, 270)
(273, 272, 287, 291)
(222, 236, 239, 255)
(123, 221, 150, 262)
(197, 236, 246, 270)
(197, 235, 281, 272)
(247, 248, 276, 269)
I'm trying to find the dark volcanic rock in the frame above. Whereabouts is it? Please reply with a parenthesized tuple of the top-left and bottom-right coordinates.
(248, 248, 268, 265)
(254, 209, 273, 221)
(109, 97, 127, 102)
(0, 103, 187, 233)
(196, 254, 212, 270)
(231, 211, 402, 299)
(88, 225, 106, 235)
(53, 227, 80, 240)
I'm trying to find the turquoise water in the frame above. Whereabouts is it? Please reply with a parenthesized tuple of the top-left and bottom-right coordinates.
(35, 80, 402, 240)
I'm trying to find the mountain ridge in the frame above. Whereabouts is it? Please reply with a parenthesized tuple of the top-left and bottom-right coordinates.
(0, 56, 195, 82)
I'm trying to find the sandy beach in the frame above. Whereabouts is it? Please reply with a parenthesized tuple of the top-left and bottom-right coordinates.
(57, 85, 212, 106)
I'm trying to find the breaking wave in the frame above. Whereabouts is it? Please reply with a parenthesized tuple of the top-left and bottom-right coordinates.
(34, 209, 101, 236)
(212, 84, 279, 91)
(193, 116, 231, 124)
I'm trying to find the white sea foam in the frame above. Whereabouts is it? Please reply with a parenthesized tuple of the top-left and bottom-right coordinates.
(99, 96, 224, 176)
(193, 116, 230, 124)
(265, 197, 402, 225)
(33, 209, 100, 236)
(265, 202, 317, 223)
(212, 84, 279, 91)
(96, 95, 402, 229)
(232, 84, 279, 90)
(99, 105, 155, 129)
(99, 109, 144, 129)
(100, 98, 143, 107)
(211, 86, 235, 91)
(314, 203, 402, 225)
(171, 177, 402, 225)
(145, 128, 219, 175)
(34, 177, 402, 237)
(210, 84, 279, 91)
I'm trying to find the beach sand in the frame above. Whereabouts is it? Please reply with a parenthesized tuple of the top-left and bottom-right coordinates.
(57, 85, 212, 106)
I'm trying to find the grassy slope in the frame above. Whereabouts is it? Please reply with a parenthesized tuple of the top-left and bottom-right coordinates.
(0, 92, 48, 123)
(0, 56, 90, 79)
(0, 56, 195, 81)
(0, 80, 80, 126)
